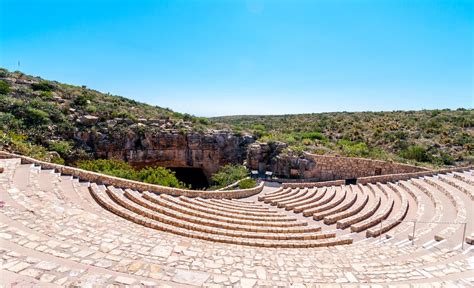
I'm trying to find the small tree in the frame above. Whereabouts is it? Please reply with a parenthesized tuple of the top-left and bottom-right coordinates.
(0, 80, 10, 95)
(211, 164, 249, 188)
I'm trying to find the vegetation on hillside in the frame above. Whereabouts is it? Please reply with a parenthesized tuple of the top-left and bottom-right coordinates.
(76, 159, 188, 188)
(212, 110, 474, 167)
(0, 68, 212, 164)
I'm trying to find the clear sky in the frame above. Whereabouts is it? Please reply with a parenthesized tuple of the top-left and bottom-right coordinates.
(1, 0, 472, 116)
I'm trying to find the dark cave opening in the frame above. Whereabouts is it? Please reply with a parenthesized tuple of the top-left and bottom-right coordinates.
(168, 167, 209, 189)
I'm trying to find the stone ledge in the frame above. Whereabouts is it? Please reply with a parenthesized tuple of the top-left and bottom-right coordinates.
(0, 151, 263, 199)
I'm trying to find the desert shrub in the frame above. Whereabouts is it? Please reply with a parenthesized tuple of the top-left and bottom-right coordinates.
(337, 140, 369, 157)
(290, 144, 306, 156)
(0, 131, 49, 160)
(211, 164, 249, 188)
(85, 105, 97, 113)
(137, 167, 188, 188)
(25, 107, 50, 126)
(49, 140, 73, 158)
(302, 138, 312, 145)
(50, 155, 65, 165)
(73, 93, 93, 107)
(31, 81, 54, 91)
(399, 145, 429, 162)
(0, 80, 10, 95)
(300, 131, 326, 141)
(238, 178, 257, 189)
(0, 112, 22, 130)
(39, 91, 53, 100)
(76, 159, 187, 188)
(76, 159, 135, 180)
(0, 68, 8, 77)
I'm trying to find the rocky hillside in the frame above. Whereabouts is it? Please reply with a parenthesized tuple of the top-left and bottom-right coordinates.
(212, 109, 474, 168)
(0, 68, 252, 176)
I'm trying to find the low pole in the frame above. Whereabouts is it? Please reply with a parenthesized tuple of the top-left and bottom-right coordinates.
(462, 223, 467, 250)
(379, 220, 383, 243)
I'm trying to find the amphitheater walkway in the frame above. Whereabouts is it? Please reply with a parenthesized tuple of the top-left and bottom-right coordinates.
(0, 158, 473, 287)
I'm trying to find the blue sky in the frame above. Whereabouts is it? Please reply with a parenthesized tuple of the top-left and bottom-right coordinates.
(1, 0, 472, 116)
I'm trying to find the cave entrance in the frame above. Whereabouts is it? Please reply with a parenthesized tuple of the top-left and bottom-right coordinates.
(345, 178, 357, 185)
(168, 167, 209, 189)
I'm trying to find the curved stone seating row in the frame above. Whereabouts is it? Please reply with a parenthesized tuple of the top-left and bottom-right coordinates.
(325, 185, 368, 225)
(143, 192, 305, 226)
(407, 179, 445, 239)
(277, 188, 317, 209)
(439, 174, 474, 201)
(89, 184, 352, 248)
(193, 198, 285, 217)
(263, 188, 301, 204)
(423, 177, 468, 241)
(366, 183, 409, 237)
(387, 181, 424, 237)
(272, 188, 309, 206)
(293, 187, 336, 213)
(125, 189, 315, 233)
(313, 186, 358, 221)
(282, 188, 325, 211)
(336, 185, 381, 229)
(108, 186, 328, 240)
(303, 188, 347, 217)
(257, 187, 286, 201)
(176, 195, 293, 222)
(208, 198, 270, 212)
(453, 171, 474, 186)
(350, 184, 394, 233)
(218, 198, 265, 208)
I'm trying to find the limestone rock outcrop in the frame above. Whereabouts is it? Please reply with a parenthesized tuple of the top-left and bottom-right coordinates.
(75, 127, 255, 178)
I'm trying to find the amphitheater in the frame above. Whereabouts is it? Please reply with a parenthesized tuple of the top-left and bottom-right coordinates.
(0, 151, 473, 287)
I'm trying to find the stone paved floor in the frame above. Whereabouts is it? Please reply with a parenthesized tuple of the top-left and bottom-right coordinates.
(0, 159, 473, 287)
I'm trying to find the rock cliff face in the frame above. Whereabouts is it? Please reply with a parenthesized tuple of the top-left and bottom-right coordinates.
(75, 127, 255, 179)
(246, 141, 289, 174)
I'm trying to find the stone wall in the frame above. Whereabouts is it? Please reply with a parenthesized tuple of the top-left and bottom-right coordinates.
(0, 151, 263, 199)
(282, 166, 472, 188)
(300, 154, 428, 181)
(247, 142, 429, 181)
(269, 153, 428, 181)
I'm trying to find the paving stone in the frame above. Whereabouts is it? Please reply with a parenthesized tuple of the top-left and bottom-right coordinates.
(7, 262, 30, 273)
(172, 269, 210, 286)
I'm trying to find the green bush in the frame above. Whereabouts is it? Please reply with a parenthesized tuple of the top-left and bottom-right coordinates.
(211, 164, 249, 188)
(39, 91, 53, 100)
(0, 80, 10, 95)
(238, 178, 256, 189)
(300, 131, 326, 141)
(31, 81, 54, 91)
(137, 167, 188, 188)
(76, 159, 188, 188)
(0, 68, 8, 77)
(25, 107, 50, 126)
(337, 140, 369, 157)
(399, 145, 429, 162)
(49, 141, 73, 158)
(0, 131, 49, 160)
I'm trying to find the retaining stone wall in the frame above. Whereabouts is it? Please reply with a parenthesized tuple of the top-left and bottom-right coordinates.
(0, 151, 263, 199)
(302, 154, 428, 181)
